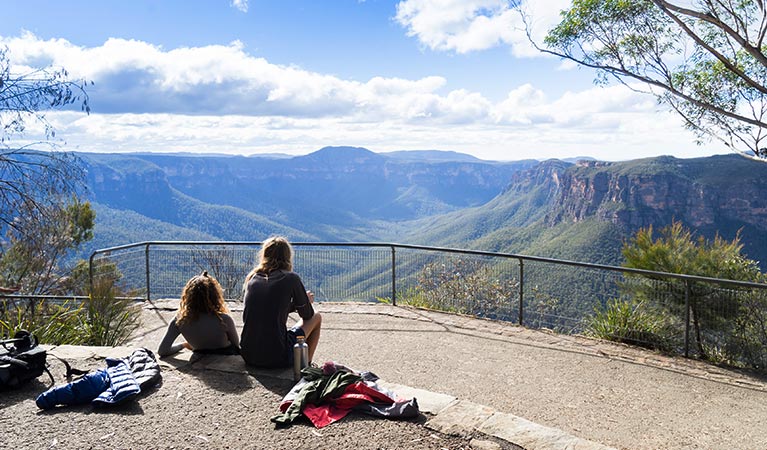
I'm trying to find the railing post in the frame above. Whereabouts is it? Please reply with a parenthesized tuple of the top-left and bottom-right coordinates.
(391, 246, 397, 306)
(518, 258, 524, 326)
(88, 252, 95, 296)
(684, 279, 691, 358)
(145, 244, 151, 302)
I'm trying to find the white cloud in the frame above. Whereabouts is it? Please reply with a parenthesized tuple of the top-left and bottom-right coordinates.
(231, 0, 248, 13)
(36, 106, 718, 162)
(394, 0, 571, 57)
(0, 32, 726, 161)
(1, 34, 486, 121)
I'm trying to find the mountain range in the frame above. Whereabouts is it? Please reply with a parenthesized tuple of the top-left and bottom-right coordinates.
(77, 147, 767, 269)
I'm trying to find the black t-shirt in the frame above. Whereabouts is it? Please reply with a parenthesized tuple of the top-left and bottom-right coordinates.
(240, 270, 314, 368)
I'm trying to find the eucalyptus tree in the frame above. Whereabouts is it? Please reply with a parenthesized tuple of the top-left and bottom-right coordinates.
(0, 46, 92, 293)
(539, 0, 767, 159)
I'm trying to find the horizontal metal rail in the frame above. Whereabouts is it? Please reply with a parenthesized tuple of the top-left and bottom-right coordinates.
(90, 241, 767, 291)
(0, 294, 145, 302)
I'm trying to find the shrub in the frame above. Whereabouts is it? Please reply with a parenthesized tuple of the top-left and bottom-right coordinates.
(587, 298, 677, 352)
(0, 274, 142, 347)
(398, 259, 519, 321)
(0, 299, 88, 345)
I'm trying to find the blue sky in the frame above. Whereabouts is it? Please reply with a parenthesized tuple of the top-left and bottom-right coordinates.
(1, 0, 727, 161)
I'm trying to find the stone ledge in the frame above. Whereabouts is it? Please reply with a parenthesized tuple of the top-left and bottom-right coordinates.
(424, 399, 617, 450)
(479, 412, 617, 450)
(426, 400, 496, 437)
(379, 381, 457, 415)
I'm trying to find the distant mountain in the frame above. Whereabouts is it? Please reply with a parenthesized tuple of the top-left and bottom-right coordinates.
(247, 153, 293, 159)
(77, 148, 767, 270)
(381, 149, 486, 163)
(406, 154, 767, 268)
(78, 147, 536, 249)
(561, 156, 597, 164)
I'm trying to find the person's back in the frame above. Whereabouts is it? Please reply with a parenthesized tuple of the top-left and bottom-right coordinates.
(177, 313, 235, 349)
(240, 270, 313, 367)
(239, 236, 322, 368)
(157, 272, 240, 357)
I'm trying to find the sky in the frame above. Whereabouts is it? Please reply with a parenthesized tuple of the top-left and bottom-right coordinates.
(0, 0, 730, 161)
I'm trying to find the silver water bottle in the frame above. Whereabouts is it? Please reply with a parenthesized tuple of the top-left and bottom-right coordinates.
(293, 335, 308, 381)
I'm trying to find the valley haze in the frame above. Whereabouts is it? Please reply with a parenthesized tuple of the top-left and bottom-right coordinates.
(79, 146, 767, 273)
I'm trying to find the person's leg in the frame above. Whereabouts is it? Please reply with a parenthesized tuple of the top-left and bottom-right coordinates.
(294, 312, 322, 362)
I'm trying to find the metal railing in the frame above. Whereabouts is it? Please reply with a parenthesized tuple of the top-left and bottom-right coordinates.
(89, 241, 767, 368)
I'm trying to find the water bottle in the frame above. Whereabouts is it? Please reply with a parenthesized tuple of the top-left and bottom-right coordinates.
(293, 336, 308, 381)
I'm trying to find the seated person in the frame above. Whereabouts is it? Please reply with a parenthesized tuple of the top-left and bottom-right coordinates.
(158, 271, 240, 357)
(240, 236, 322, 368)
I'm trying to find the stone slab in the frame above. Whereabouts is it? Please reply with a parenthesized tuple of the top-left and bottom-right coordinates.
(246, 366, 293, 380)
(469, 439, 504, 450)
(156, 351, 194, 370)
(46, 345, 134, 360)
(379, 381, 457, 415)
(192, 354, 249, 374)
(479, 412, 618, 450)
(425, 400, 496, 438)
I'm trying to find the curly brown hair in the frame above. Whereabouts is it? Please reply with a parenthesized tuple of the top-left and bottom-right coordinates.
(177, 271, 229, 325)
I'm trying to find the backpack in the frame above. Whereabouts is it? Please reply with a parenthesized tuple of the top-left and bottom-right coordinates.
(0, 330, 52, 390)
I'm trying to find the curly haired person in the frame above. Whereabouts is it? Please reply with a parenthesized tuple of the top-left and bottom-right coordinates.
(158, 271, 240, 357)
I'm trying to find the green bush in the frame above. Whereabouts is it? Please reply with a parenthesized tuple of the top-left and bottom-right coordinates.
(81, 277, 141, 346)
(587, 298, 677, 352)
(0, 277, 142, 347)
(0, 299, 88, 345)
(397, 259, 519, 320)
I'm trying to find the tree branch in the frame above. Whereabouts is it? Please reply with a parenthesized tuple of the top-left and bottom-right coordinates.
(535, 44, 767, 130)
(651, 1, 767, 95)
(652, 0, 767, 68)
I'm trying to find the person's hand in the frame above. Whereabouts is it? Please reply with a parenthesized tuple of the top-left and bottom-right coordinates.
(182, 342, 193, 350)
(306, 290, 315, 304)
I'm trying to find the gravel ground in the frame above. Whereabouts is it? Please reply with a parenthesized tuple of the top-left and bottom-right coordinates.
(1, 356, 505, 450)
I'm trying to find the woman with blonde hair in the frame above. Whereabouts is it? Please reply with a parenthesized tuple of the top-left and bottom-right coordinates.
(240, 236, 322, 368)
(158, 271, 240, 357)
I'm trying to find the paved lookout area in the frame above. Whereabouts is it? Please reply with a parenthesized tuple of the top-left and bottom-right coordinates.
(136, 301, 767, 450)
(6, 302, 766, 449)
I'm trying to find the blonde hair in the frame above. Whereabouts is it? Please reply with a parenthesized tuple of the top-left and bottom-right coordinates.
(177, 271, 229, 325)
(245, 236, 293, 283)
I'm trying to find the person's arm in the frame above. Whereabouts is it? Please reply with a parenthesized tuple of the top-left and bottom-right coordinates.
(291, 275, 315, 320)
(157, 318, 187, 357)
(221, 314, 240, 348)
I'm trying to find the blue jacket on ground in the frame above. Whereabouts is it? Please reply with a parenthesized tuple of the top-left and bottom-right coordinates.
(35, 369, 110, 410)
(93, 358, 141, 405)
(35, 348, 159, 410)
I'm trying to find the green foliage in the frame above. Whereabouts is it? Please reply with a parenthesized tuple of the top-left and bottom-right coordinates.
(727, 289, 767, 370)
(588, 298, 678, 351)
(398, 259, 519, 320)
(0, 198, 95, 294)
(615, 221, 767, 369)
(0, 264, 141, 347)
(622, 221, 761, 281)
(543, 0, 767, 157)
(0, 299, 88, 345)
(81, 276, 141, 346)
